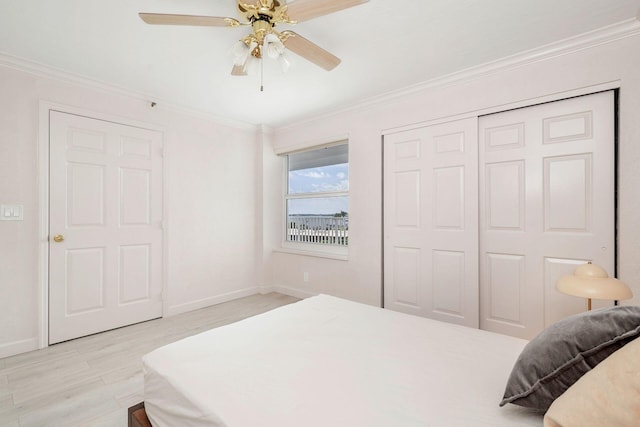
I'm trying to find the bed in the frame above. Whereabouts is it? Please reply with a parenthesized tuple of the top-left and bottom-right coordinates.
(140, 294, 544, 426)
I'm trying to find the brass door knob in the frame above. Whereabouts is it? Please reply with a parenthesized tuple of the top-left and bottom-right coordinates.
(53, 234, 65, 243)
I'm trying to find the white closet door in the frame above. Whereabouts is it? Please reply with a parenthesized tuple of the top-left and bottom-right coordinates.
(384, 118, 479, 327)
(49, 111, 164, 344)
(479, 91, 615, 339)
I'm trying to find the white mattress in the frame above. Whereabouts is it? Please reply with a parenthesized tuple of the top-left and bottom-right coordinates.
(143, 295, 543, 426)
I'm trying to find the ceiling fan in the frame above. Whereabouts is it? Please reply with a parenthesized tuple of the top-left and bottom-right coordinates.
(139, 0, 369, 76)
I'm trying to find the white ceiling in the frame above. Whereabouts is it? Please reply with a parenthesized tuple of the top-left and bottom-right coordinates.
(0, 0, 638, 127)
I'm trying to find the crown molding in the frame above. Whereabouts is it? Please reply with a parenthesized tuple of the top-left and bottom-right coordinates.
(2, 17, 638, 133)
(276, 18, 640, 131)
(0, 51, 258, 131)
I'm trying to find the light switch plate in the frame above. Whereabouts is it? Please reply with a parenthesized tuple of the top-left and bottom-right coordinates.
(0, 205, 24, 221)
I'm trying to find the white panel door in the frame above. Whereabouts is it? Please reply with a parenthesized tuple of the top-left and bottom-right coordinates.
(479, 91, 615, 339)
(384, 118, 479, 327)
(49, 111, 163, 344)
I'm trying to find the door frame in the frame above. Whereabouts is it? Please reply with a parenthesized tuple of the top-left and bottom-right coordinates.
(37, 101, 168, 348)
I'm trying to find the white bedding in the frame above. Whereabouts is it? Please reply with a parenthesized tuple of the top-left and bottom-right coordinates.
(143, 295, 543, 426)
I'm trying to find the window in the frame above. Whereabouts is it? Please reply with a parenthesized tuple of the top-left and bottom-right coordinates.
(284, 142, 349, 252)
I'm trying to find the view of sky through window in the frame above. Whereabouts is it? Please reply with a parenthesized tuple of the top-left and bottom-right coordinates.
(288, 163, 349, 215)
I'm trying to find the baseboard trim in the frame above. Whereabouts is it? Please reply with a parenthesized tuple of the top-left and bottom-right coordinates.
(166, 287, 260, 317)
(0, 337, 39, 359)
(261, 285, 318, 300)
(166, 285, 317, 317)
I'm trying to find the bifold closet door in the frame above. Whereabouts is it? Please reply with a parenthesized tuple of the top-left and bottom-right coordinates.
(384, 118, 479, 327)
(478, 91, 615, 340)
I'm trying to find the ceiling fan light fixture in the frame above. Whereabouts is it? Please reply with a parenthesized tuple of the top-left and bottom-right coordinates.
(231, 40, 251, 66)
(264, 32, 285, 59)
(277, 52, 290, 73)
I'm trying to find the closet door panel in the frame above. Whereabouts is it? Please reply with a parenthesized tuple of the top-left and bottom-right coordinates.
(433, 166, 465, 229)
(394, 171, 421, 227)
(384, 118, 479, 327)
(479, 91, 615, 339)
(544, 154, 592, 232)
(432, 250, 466, 317)
(485, 253, 526, 326)
(392, 247, 422, 308)
(485, 161, 525, 230)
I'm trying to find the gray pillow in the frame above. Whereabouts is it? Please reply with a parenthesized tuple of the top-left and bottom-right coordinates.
(500, 305, 640, 411)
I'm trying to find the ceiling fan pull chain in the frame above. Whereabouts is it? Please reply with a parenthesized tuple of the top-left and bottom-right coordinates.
(260, 53, 264, 92)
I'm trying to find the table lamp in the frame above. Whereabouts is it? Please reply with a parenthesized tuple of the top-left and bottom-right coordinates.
(556, 262, 633, 310)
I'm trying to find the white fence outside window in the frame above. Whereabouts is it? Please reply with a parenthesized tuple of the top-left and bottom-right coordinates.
(287, 215, 348, 246)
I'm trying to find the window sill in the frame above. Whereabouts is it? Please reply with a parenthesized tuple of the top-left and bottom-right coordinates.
(274, 243, 349, 261)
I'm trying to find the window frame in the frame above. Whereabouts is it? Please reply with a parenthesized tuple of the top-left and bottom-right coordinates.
(280, 141, 349, 260)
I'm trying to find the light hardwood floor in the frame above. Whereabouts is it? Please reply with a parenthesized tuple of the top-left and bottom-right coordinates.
(0, 293, 299, 427)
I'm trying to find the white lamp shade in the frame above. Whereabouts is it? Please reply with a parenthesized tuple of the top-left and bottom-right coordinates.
(263, 33, 285, 59)
(277, 53, 290, 73)
(556, 263, 633, 301)
(231, 40, 250, 66)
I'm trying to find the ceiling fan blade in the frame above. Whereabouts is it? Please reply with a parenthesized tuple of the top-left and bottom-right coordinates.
(286, 0, 369, 22)
(282, 31, 341, 71)
(139, 13, 240, 27)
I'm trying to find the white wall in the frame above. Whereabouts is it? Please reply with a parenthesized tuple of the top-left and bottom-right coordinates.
(268, 29, 640, 308)
(257, 128, 280, 289)
(0, 62, 261, 357)
(2, 23, 640, 359)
